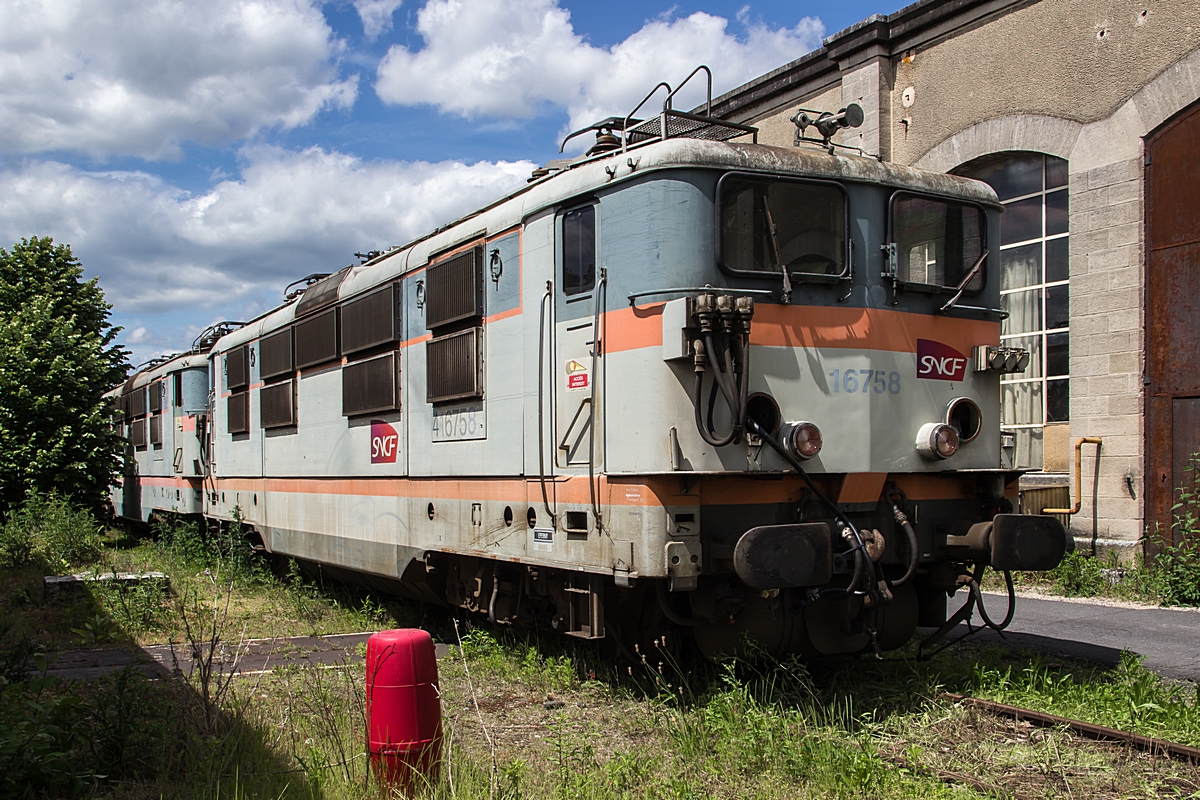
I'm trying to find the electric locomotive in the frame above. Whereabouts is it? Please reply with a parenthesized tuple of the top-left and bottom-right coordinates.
(109, 69, 1068, 659)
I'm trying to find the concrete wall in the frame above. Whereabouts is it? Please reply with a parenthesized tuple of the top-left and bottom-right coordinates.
(724, 0, 1200, 553)
(890, 0, 1200, 168)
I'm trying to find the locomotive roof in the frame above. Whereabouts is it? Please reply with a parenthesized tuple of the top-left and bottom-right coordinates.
(212, 137, 1001, 353)
(109, 351, 210, 396)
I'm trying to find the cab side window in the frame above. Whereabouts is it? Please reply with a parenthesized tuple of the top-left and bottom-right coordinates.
(562, 206, 595, 296)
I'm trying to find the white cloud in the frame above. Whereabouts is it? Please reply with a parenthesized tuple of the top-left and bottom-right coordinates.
(375, 0, 823, 133)
(354, 0, 403, 39)
(0, 0, 358, 159)
(0, 149, 533, 356)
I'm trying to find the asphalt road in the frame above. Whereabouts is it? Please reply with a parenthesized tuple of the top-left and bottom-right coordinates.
(945, 592, 1200, 681)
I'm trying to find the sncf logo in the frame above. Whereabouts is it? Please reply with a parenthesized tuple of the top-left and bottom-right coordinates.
(917, 339, 968, 382)
(371, 420, 399, 464)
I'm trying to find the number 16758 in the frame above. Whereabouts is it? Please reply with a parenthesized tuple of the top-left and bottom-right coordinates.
(828, 369, 901, 395)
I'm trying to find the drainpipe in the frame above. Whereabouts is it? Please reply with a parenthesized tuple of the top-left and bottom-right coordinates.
(1043, 437, 1104, 515)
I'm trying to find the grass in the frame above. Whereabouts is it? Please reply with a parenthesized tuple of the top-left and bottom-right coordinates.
(0, 509, 426, 656)
(3, 494, 1200, 798)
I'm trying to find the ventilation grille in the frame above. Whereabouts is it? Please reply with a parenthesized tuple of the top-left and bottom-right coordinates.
(343, 352, 400, 417)
(226, 346, 249, 390)
(426, 247, 483, 330)
(228, 391, 249, 434)
(260, 328, 293, 380)
(148, 380, 163, 413)
(427, 328, 484, 404)
(149, 415, 162, 446)
(129, 418, 147, 448)
(342, 283, 401, 355)
(295, 266, 350, 316)
(294, 308, 339, 369)
(128, 388, 146, 419)
(260, 380, 295, 428)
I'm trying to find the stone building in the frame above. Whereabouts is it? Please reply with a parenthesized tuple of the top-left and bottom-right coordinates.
(710, 0, 1200, 556)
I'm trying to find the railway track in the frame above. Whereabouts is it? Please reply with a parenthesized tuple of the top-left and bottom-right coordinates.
(944, 692, 1200, 764)
(885, 692, 1200, 799)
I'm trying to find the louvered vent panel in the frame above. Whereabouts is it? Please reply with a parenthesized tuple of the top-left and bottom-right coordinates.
(129, 418, 147, 448)
(226, 346, 249, 390)
(227, 391, 249, 434)
(260, 328, 294, 380)
(342, 352, 400, 416)
(129, 388, 147, 418)
(294, 308, 339, 368)
(426, 327, 484, 403)
(341, 283, 401, 355)
(260, 380, 295, 428)
(149, 415, 162, 445)
(426, 247, 483, 330)
(148, 380, 163, 413)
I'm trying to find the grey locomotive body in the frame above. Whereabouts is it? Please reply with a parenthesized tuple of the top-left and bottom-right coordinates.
(109, 102, 1067, 659)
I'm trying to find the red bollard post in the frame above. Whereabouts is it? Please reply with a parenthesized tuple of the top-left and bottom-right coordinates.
(366, 629, 442, 794)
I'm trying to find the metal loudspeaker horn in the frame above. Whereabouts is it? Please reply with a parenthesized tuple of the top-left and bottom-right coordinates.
(790, 102, 865, 146)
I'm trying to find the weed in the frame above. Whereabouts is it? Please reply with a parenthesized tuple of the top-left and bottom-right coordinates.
(1150, 453, 1200, 606)
(0, 663, 98, 799)
(92, 571, 169, 634)
(1050, 550, 1106, 596)
(171, 580, 249, 735)
(284, 558, 328, 625)
(0, 626, 38, 684)
(1, 491, 102, 571)
(71, 612, 120, 644)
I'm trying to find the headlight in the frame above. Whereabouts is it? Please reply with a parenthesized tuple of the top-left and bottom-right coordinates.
(917, 422, 959, 460)
(946, 397, 982, 443)
(784, 421, 822, 459)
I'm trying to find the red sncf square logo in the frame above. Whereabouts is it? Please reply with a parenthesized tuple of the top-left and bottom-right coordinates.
(371, 420, 399, 464)
(917, 339, 968, 382)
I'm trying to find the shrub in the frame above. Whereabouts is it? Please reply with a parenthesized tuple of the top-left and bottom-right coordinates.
(154, 509, 262, 585)
(0, 516, 34, 568)
(1051, 550, 1105, 597)
(1, 491, 101, 571)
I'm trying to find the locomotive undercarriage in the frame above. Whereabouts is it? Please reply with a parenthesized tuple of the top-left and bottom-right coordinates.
(387, 482, 1064, 662)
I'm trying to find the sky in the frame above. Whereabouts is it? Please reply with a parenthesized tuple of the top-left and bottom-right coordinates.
(0, 0, 904, 365)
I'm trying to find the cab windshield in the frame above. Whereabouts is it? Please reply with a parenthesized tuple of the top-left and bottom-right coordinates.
(891, 193, 986, 291)
(718, 174, 848, 278)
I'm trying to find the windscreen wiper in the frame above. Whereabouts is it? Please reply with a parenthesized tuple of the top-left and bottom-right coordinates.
(939, 249, 989, 313)
(762, 198, 793, 304)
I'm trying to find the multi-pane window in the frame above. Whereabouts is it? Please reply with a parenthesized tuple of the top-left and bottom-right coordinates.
(958, 152, 1069, 468)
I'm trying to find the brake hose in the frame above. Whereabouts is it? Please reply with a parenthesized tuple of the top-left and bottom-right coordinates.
(694, 327, 748, 447)
(891, 504, 920, 587)
(745, 416, 877, 597)
(970, 567, 1016, 631)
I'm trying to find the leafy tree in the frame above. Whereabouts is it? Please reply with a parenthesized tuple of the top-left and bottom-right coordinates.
(0, 237, 128, 516)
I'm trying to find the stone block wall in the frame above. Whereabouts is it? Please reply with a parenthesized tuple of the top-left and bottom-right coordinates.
(1066, 156, 1145, 548)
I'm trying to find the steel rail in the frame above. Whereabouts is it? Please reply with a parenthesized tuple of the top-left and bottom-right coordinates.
(944, 692, 1200, 763)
